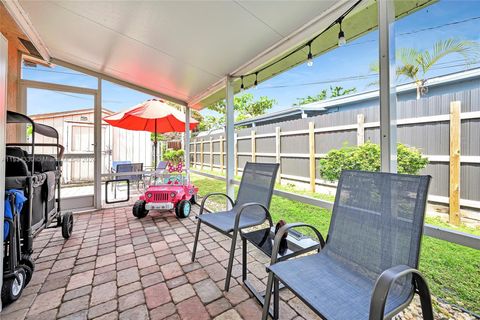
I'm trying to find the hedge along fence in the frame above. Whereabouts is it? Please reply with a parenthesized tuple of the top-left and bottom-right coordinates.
(190, 89, 480, 225)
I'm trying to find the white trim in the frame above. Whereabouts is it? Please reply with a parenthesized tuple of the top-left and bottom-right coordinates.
(0, 33, 8, 312)
(2, 0, 51, 61)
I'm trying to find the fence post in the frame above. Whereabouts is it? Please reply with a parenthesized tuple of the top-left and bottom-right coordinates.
(210, 136, 213, 170)
(234, 134, 238, 176)
(220, 135, 224, 173)
(275, 127, 281, 183)
(251, 130, 256, 162)
(357, 114, 365, 146)
(309, 122, 316, 193)
(449, 101, 461, 225)
(194, 141, 197, 168)
(200, 139, 204, 170)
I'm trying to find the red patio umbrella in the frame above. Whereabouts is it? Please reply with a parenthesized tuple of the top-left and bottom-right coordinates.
(103, 99, 198, 168)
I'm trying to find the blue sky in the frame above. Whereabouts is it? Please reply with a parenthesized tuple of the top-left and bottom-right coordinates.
(24, 0, 480, 117)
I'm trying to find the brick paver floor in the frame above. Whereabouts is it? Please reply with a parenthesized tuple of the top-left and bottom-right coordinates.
(0, 205, 316, 320)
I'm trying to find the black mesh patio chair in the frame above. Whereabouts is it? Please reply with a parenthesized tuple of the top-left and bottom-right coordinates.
(191, 162, 279, 291)
(262, 170, 433, 320)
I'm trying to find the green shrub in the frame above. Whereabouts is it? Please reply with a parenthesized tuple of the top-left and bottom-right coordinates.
(319, 142, 429, 181)
(162, 149, 185, 165)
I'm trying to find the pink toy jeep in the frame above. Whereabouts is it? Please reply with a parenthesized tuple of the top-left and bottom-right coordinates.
(133, 173, 198, 219)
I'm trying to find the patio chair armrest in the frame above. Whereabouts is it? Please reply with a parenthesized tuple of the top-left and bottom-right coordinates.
(370, 265, 431, 320)
(234, 202, 273, 228)
(199, 192, 235, 215)
(270, 223, 326, 265)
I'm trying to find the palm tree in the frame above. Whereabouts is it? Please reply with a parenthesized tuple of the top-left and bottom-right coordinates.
(370, 39, 479, 99)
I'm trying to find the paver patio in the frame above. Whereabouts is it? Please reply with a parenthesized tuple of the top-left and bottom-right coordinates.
(0, 204, 318, 320)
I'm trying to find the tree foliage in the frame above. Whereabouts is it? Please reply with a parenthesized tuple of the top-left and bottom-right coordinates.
(369, 39, 480, 98)
(294, 86, 356, 106)
(318, 142, 429, 181)
(201, 93, 276, 130)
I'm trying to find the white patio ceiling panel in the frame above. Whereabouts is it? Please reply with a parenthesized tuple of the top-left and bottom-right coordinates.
(18, 0, 341, 106)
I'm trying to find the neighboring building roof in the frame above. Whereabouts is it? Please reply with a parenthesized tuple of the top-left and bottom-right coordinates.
(234, 105, 326, 127)
(29, 108, 115, 119)
(234, 68, 480, 127)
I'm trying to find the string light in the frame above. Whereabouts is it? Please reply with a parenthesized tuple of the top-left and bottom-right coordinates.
(307, 43, 313, 67)
(234, 0, 362, 87)
(254, 73, 258, 89)
(338, 18, 346, 46)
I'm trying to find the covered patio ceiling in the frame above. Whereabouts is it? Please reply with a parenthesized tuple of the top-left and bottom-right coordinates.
(6, 0, 433, 109)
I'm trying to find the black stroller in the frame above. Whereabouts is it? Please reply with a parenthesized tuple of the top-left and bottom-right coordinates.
(3, 111, 74, 302)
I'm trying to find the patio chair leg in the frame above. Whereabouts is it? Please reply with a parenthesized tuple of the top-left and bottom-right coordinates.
(191, 219, 201, 262)
(273, 277, 280, 320)
(224, 229, 238, 291)
(414, 274, 434, 320)
(262, 272, 275, 320)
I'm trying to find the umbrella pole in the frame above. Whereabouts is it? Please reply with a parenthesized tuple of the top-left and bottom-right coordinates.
(154, 119, 158, 169)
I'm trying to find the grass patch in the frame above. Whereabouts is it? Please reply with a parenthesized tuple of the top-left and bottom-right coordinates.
(191, 173, 480, 314)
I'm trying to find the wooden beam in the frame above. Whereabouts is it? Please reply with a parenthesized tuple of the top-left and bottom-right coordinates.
(200, 139, 204, 170)
(357, 114, 365, 146)
(220, 136, 224, 173)
(251, 130, 256, 162)
(449, 101, 461, 225)
(275, 127, 281, 183)
(309, 122, 316, 192)
(209, 136, 213, 170)
(234, 135, 238, 176)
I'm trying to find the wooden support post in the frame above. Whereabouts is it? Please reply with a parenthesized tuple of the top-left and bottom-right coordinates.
(275, 127, 281, 183)
(220, 136, 224, 173)
(251, 130, 256, 162)
(234, 135, 238, 176)
(357, 114, 365, 146)
(449, 101, 461, 225)
(309, 122, 316, 193)
(210, 136, 213, 170)
(194, 141, 197, 168)
(200, 139, 204, 170)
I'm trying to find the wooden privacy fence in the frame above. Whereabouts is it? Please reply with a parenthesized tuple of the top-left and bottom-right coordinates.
(191, 94, 480, 225)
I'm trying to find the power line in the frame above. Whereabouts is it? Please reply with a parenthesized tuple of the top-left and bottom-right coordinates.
(260, 63, 480, 89)
(53, 91, 123, 104)
(343, 15, 480, 48)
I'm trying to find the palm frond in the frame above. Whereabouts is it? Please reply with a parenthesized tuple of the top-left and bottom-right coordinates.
(421, 39, 480, 73)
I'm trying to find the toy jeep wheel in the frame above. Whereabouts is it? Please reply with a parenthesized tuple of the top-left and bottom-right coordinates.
(190, 194, 197, 205)
(175, 200, 191, 219)
(133, 200, 148, 219)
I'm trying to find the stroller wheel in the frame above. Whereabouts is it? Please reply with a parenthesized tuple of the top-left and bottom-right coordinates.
(20, 254, 35, 285)
(62, 212, 74, 239)
(20, 264, 33, 287)
(1, 267, 26, 304)
(56, 213, 62, 227)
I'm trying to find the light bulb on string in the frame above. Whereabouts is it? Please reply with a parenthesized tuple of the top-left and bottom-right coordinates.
(240, 76, 244, 92)
(307, 44, 313, 67)
(254, 73, 258, 89)
(338, 19, 346, 46)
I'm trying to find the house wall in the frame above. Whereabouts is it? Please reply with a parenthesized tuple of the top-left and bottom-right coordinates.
(31, 110, 152, 183)
(0, 3, 29, 143)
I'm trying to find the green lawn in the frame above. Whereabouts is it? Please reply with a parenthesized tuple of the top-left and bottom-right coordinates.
(191, 173, 480, 314)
